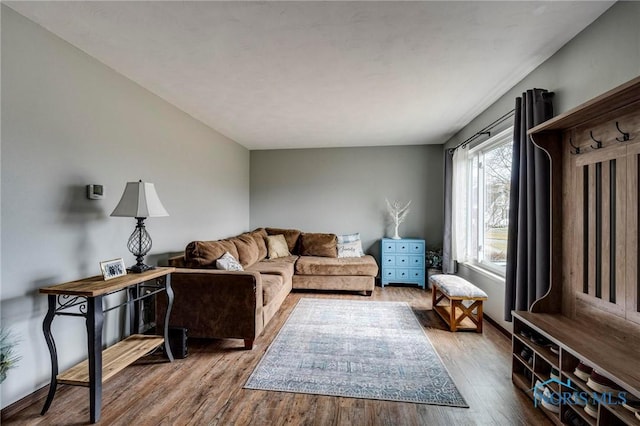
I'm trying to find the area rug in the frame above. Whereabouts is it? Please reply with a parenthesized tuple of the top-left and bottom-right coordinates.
(244, 298, 468, 407)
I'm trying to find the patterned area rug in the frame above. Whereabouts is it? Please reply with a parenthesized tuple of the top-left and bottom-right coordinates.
(244, 298, 468, 407)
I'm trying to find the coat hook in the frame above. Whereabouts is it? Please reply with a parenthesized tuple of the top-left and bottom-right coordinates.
(569, 137, 581, 155)
(590, 131, 602, 149)
(615, 121, 632, 142)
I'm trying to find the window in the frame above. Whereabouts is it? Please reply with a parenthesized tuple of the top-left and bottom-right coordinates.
(467, 127, 513, 276)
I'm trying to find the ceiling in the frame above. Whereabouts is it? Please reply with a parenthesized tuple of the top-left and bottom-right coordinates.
(6, 1, 614, 150)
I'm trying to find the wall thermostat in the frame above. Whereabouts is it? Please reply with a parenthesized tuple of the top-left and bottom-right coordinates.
(87, 184, 104, 200)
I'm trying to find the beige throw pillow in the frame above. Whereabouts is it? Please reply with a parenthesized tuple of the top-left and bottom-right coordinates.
(266, 234, 291, 259)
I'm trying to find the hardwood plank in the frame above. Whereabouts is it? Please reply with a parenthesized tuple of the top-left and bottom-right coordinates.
(588, 163, 597, 298)
(601, 160, 611, 304)
(3, 288, 552, 425)
(57, 334, 164, 386)
(626, 149, 640, 325)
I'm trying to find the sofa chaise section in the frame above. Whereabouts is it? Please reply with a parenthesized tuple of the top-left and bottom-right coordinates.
(293, 255, 378, 294)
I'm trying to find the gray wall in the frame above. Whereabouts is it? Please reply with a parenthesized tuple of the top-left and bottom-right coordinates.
(250, 145, 444, 260)
(1, 7, 250, 407)
(444, 1, 640, 332)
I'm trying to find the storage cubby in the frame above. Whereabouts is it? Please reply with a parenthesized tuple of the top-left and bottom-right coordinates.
(513, 312, 640, 425)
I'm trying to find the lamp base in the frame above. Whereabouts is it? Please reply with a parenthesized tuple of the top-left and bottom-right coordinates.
(128, 264, 155, 274)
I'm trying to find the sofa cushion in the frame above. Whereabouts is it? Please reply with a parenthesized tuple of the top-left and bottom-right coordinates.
(298, 233, 338, 258)
(228, 234, 260, 268)
(216, 252, 244, 271)
(295, 255, 379, 276)
(185, 240, 239, 268)
(245, 256, 297, 283)
(265, 234, 291, 259)
(266, 228, 301, 253)
(261, 273, 285, 306)
(249, 228, 268, 261)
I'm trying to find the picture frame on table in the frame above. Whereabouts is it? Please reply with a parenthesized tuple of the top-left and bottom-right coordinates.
(99, 258, 127, 280)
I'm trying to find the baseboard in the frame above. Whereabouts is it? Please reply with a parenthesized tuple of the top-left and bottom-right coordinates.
(1, 384, 48, 421)
(484, 314, 511, 339)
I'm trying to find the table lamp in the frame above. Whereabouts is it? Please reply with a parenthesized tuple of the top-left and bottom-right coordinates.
(111, 180, 169, 273)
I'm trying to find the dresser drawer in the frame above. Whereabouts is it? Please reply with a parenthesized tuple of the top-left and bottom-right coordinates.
(395, 269, 409, 280)
(409, 269, 424, 280)
(410, 255, 424, 268)
(395, 255, 409, 267)
(383, 269, 396, 280)
(382, 242, 396, 253)
(382, 255, 396, 267)
(396, 242, 409, 253)
(410, 241, 425, 253)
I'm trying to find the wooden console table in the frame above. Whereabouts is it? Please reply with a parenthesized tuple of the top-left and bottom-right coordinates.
(39, 267, 175, 423)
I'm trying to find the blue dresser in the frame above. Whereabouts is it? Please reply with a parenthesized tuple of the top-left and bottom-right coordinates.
(381, 238, 426, 289)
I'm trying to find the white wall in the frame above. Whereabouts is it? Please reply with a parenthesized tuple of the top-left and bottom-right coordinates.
(0, 6, 250, 407)
(250, 145, 444, 261)
(444, 1, 640, 331)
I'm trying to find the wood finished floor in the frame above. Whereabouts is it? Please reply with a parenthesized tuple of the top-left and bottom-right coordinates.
(3, 286, 550, 425)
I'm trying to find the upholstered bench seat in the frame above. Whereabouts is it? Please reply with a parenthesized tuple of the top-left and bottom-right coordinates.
(429, 274, 487, 332)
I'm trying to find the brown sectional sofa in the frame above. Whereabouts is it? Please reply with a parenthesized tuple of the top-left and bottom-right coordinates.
(160, 227, 379, 349)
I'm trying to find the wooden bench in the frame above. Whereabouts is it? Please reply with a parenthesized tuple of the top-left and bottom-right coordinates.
(429, 274, 488, 332)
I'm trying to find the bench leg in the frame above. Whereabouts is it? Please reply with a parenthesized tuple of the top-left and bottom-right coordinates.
(431, 284, 437, 308)
(450, 300, 459, 332)
(244, 339, 254, 350)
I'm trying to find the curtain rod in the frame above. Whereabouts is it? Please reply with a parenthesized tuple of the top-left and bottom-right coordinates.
(448, 108, 516, 154)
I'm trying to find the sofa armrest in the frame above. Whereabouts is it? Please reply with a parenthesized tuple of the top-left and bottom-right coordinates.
(156, 268, 264, 346)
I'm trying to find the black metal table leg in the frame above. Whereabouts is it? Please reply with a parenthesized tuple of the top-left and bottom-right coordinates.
(41, 295, 58, 415)
(128, 284, 140, 335)
(163, 275, 174, 362)
(86, 296, 104, 424)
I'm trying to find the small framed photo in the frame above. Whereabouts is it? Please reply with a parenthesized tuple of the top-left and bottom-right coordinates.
(100, 258, 127, 280)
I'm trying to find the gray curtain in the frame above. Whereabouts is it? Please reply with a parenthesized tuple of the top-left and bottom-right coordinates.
(504, 89, 554, 321)
(442, 148, 455, 274)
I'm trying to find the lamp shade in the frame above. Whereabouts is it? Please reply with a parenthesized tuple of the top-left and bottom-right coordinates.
(111, 181, 169, 218)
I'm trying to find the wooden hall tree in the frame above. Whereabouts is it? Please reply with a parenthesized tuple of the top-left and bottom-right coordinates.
(511, 76, 640, 426)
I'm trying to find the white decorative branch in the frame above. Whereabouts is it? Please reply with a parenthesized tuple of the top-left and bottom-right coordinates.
(385, 199, 411, 239)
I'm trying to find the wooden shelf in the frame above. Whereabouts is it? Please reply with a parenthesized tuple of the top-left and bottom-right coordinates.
(512, 371, 533, 398)
(604, 403, 640, 426)
(528, 75, 640, 133)
(565, 404, 597, 426)
(433, 305, 476, 329)
(58, 334, 163, 386)
(40, 267, 175, 297)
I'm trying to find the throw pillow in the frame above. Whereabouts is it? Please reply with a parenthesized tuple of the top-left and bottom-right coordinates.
(216, 251, 244, 271)
(337, 233, 365, 257)
(337, 233, 361, 244)
(338, 240, 365, 258)
(265, 227, 301, 253)
(266, 234, 291, 259)
(299, 233, 338, 258)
